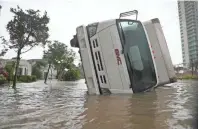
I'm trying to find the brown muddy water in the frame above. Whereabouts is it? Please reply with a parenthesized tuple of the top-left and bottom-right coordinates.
(0, 79, 197, 129)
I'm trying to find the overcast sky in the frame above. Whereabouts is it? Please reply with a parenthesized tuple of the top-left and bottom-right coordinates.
(0, 0, 182, 65)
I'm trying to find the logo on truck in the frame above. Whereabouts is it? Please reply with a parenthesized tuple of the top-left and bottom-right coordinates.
(115, 49, 122, 65)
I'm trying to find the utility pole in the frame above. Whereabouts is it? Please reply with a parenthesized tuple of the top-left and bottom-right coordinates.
(44, 63, 51, 84)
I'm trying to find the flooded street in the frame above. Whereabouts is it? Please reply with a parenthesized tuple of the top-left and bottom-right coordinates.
(0, 79, 197, 129)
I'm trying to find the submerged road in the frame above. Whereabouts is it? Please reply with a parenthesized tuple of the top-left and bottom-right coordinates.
(0, 79, 197, 129)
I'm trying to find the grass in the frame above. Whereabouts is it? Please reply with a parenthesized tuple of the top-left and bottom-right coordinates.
(177, 74, 198, 80)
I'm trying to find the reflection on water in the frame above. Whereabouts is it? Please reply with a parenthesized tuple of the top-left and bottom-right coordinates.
(0, 79, 197, 129)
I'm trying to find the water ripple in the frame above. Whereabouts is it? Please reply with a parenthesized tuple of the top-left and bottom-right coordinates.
(0, 80, 197, 129)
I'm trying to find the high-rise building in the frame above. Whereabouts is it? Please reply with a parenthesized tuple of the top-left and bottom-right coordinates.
(177, 0, 198, 67)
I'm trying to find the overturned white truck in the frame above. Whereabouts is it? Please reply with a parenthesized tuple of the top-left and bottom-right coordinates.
(71, 10, 177, 95)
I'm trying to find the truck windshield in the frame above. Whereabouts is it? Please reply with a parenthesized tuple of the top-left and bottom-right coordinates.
(117, 19, 157, 92)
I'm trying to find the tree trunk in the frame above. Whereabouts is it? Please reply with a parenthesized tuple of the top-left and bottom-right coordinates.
(57, 64, 63, 81)
(12, 49, 21, 89)
(58, 71, 63, 81)
(58, 64, 63, 80)
(56, 68, 60, 79)
(44, 63, 51, 84)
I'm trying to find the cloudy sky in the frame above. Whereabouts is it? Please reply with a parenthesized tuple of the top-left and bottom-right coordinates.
(0, 0, 182, 65)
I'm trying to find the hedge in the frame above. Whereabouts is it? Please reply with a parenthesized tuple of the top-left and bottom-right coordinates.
(17, 75, 37, 83)
(177, 74, 198, 80)
(63, 69, 81, 81)
(0, 74, 7, 85)
(0, 74, 6, 81)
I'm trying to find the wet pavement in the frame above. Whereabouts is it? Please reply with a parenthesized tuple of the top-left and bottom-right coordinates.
(0, 79, 197, 129)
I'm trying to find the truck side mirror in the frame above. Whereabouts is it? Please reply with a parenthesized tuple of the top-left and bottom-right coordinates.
(70, 34, 79, 48)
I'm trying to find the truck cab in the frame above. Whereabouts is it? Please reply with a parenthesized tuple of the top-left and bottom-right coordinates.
(70, 10, 176, 95)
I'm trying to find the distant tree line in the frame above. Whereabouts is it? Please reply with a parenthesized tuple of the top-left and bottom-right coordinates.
(174, 60, 198, 75)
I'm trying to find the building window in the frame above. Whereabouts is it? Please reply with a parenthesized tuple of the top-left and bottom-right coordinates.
(97, 64, 100, 71)
(25, 68, 27, 75)
(95, 52, 98, 60)
(103, 75, 107, 84)
(17, 68, 23, 75)
(95, 39, 98, 47)
(95, 52, 101, 71)
(100, 75, 103, 83)
(93, 40, 96, 48)
(97, 51, 104, 71)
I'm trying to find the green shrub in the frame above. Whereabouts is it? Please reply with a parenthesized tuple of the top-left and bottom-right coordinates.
(0, 74, 6, 85)
(0, 74, 6, 81)
(63, 69, 81, 81)
(18, 75, 27, 82)
(5, 62, 15, 81)
(31, 75, 37, 81)
(32, 66, 43, 79)
(178, 74, 198, 80)
(27, 75, 32, 82)
(18, 75, 37, 83)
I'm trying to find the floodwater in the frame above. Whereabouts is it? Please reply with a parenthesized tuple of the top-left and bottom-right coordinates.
(0, 79, 197, 129)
